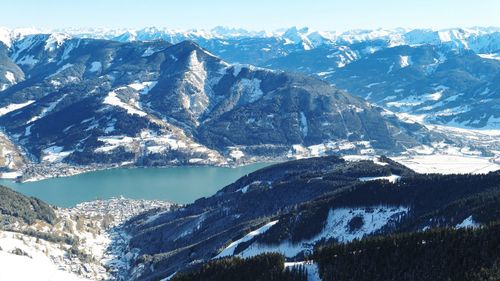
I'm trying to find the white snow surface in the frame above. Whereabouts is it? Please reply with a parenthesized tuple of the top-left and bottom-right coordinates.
(229, 147, 245, 160)
(0, 231, 89, 281)
(103, 90, 147, 117)
(4, 71, 15, 84)
(141, 47, 156, 57)
(399, 55, 412, 67)
(0, 197, 173, 281)
(456, 215, 480, 229)
(478, 53, 500, 61)
(285, 261, 322, 281)
(299, 112, 308, 137)
(88, 61, 102, 72)
(41, 145, 73, 163)
(215, 220, 279, 258)
(232, 78, 264, 103)
(360, 174, 401, 183)
(3, 26, 500, 56)
(233, 64, 243, 76)
(392, 154, 500, 174)
(128, 81, 157, 95)
(177, 50, 216, 121)
(239, 205, 408, 258)
(0, 100, 34, 116)
(0, 171, 22, 179)
(17, 55, 39, 66)
(343, 155, 389, 166)
(44, 33, 71, 51)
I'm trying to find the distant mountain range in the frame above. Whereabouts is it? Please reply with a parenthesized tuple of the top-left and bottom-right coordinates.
(3, 26, 500, 51)
(1, 26, 498, 129)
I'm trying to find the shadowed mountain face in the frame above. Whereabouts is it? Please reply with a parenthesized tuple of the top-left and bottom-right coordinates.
(0, 36, 438, 168)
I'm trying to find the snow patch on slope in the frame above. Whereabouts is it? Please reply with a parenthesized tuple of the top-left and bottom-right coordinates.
(399, 55, 412, 68)
(239, 205, 408, 258)
(4, 71, 15, 84)
(215, 220, 279, 258)
(392, 154, 500, 174)
(456, 216, 479, 229)
(359, 174, 401, 183)
(41, 146, 73, 163)
(88, 61, 102, 72)
(285, 261, 322, 281)
(299, 112, 308, 137)
(128, 81, 157, 95)
(179, 50, 213, 120)
(0, 100, 34, 116)
(27, 94, 67, 123)
(232, 78, 264, 103)
(104, 91, 147, 117)
(478, 53, 500, 60)
(44, 33, 71, 51)
(17, 55, 39, 66)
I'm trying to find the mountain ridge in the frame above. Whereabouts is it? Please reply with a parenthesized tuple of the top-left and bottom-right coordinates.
(0, 36, 447, 180)
(2, 26, 499, 131)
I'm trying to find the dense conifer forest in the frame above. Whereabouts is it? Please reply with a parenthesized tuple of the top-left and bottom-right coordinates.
(171, 253, 307, 281)
(314, 223, 500, 281)
(0, 185, 56, 225)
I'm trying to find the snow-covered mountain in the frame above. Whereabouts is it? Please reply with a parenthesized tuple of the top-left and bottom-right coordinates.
(0, 34, 450, 181)
(314, 45, 500, 129)
(2, 26, 500, 53)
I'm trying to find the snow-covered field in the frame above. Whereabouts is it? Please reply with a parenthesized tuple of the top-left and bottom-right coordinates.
(392, 154, 500, 174)
(388, 120, 500, 174)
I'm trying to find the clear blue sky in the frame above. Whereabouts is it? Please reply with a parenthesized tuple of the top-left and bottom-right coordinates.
(2, 0, 499, 31)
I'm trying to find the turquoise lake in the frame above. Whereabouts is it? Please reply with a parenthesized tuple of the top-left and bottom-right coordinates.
(0, 163, 271, 208)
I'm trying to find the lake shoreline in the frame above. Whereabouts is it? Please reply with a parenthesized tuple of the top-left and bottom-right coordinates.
(0, 162, 273, 208)
(1, 156, 283, 183)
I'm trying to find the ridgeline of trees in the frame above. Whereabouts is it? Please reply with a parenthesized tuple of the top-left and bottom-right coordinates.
(169, 223, 500, 281)
(314, 222, 500, 281)
(171, 253, 307, 281)
(0, 185, 56, 225)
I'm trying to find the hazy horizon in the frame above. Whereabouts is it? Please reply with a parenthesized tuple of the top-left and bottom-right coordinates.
(1, 0, 499, 31)
(3, 25, 500, 35)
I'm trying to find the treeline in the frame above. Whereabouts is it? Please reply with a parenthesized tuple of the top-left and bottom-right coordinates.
(171, 253, 307, 281)
(0, 185, 56, 225)
(314, 222, 500, 281)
